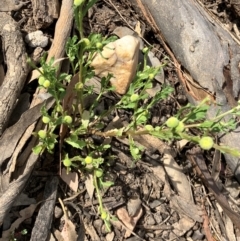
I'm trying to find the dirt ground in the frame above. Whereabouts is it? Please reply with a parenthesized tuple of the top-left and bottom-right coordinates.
(1, 0, 240, 240)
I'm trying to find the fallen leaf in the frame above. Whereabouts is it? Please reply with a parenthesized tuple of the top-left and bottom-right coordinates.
(225, 215, 236, 241)
(53, 228, 64, 241)
(85, 174, 94, 200)
(106, 232, 115, 241)
(61, 168, 79, 192)
(116, 206, 143, 238)
(134, 21, 142, 36)
(172, 217, 195, 237)
(162, 149, 192, 202)
(58, 198, 78, 241)
(177, 139, 189, 151)
(127, 197, 142, 217)
(60, 219, 78, 241)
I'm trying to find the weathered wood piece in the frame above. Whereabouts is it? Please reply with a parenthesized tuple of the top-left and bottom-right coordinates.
(30, 177, 59, 240)
(32, 0, 60, 29)
(0, 12, 29, 135)
(0, 0, 29, 12)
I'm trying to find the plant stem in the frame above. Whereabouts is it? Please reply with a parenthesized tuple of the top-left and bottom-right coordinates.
(211, 106, 240, 122)
(93, 174, 104, 212)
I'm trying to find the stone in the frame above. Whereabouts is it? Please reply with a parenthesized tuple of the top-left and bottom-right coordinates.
(90, 35, 140, 94)
(25, 30, 48, 48)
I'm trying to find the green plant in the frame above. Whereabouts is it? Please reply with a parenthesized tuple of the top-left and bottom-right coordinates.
(31, 0, 240, 232)
(9, 229, 28, 241)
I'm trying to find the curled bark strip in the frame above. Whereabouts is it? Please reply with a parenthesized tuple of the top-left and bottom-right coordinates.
(0, 13, 28, 135)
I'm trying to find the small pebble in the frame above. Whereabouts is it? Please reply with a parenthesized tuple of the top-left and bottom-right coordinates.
(153, 212, 163, 224)
(127, 196, 142, 217)
(54, 206, 63, 219)
(192, 230, 204, 241)
(146, 214, 156, 225)
(25, 30, 48, 48)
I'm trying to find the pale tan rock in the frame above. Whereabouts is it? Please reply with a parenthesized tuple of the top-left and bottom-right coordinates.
(90, 35, 140, 94)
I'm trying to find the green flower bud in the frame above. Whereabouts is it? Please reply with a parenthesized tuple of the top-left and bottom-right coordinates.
(63, 115, 73, 124)
(199, 136, 214, 150)
(42, 116, 50, 124)
(142, 47, 149, 54)
(101, 210, 108, 220)
(166, 117, 180, 128)
(132, 148, 139, 155)
(48, 143, 55, 150)
(74, 0, 84, 6)
(38, 130, 47, 139)
(130, 93, 139, 102)
(42, 80, 50, 88)
(75, 82, 83, 90)
(56, 105, 62, 112)
(81, 38, 90, 47)
(96, 42, 103, 49)
(38, 76, 45, 86)
(95, 168, 103, 178)
(175, 121, 185, 132)
(148, 73, 155, 80)
(85, 156, 93, 164)
(145, 124, 154, 131)
(63, 157, 72, 167)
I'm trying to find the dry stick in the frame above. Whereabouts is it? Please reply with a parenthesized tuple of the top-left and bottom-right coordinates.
(201, 198, 216, 241)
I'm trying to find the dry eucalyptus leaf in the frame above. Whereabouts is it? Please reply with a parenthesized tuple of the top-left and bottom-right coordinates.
(127, 197, 142, 217)
(116, 206, 143, 238)
(177, 139, 189, 151)
(172, 217, 195, 237)
(60, 219, 78, 241)
(85, 174, 94, 200)
(0, 96, 54, 167)
(225, 215, 236, 241)
(162, 150, 192, 202)
(170, 195, 202, 223)
(147, 51, 165, 83)
(84, 222, 100, 241)
(53, 228, 64, 241)
(106, 232, 115, 241)
(61, 168, 79, 192)
(134, 21, 142, 36)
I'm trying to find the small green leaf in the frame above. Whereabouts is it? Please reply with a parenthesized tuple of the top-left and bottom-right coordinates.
(65, 136, 86, 149)
(115, 127, 124, 137)
(100, 180, 114, 188)
(82, 110, 90, 128)
(32, 145, 44, 154)
(136, 115, 147, 125)
(129, 136, 141, 160)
